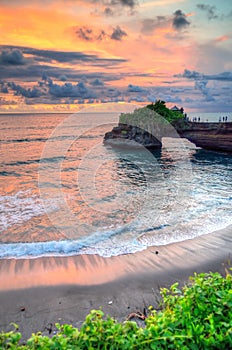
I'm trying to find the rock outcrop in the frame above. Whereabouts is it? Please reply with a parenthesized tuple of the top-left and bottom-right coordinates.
(104, 118, 232, 153)
(174, 121, 232, 153)
(104, 123, 162, 149)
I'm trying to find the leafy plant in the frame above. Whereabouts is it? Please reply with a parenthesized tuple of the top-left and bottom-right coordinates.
(146, 100, 184, 124)
(1, 271, 231, 349)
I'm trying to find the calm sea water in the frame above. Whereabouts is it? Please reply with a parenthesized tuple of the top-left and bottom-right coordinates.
(0, 111, 232, 258)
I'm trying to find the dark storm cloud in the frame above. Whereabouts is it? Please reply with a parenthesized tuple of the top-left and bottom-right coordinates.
(111, 26, 127, 40)
(0, 49, 26, 65)
(172, 10, 190, 30)
(196, 4, 218, 20)
(175, 69, 232, 82)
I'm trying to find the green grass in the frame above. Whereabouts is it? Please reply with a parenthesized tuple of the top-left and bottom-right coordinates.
(1, 271, 232, 349)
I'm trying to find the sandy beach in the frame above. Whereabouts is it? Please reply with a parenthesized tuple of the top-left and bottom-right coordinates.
(0, 224, 231, 341)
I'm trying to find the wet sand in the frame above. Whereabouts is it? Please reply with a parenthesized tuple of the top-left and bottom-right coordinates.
(0, 225, 231, 341)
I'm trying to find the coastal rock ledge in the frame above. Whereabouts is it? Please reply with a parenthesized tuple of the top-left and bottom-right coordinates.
(175, 121, 232, 153)
(104, 121, 232, 153)
(104, 123, 162, 149)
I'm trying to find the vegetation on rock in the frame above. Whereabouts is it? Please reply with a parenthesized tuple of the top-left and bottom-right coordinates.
(118, 100, 184, 131)
(146, 100, 185, 124)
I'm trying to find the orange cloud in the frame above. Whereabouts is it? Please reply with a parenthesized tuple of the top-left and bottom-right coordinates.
(0, 0, 198, 89)
(215, 35, 230, 43)
(0, 3, 91, 51)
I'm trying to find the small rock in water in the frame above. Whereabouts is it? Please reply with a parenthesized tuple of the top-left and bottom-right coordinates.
(20, 307, 26, 312)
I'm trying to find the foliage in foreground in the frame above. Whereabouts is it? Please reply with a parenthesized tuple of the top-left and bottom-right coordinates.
(1, 271, 232, 349)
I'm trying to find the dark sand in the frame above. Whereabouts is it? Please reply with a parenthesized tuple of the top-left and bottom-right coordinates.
(0, 225, 231, 341)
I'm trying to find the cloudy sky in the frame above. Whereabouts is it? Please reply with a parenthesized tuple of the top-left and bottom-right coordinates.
(0, 0, 232, 112)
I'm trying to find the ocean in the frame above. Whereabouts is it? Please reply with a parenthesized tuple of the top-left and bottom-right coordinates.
(0, 109, 232, 259)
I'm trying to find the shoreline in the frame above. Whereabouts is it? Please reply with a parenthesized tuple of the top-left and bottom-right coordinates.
(0, 224, 231, 340)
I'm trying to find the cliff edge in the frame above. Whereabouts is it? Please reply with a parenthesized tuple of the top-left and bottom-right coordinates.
(174, 120, 232, 153)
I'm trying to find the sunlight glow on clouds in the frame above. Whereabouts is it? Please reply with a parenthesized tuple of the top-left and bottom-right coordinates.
(0, 0, 231, 111)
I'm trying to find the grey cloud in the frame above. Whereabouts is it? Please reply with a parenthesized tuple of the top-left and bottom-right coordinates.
(76, 27, 94, 41)
(0, 49, 25, 65)
(128, 96, 146, 102)
(1, 45, 127, 65)
(75, 26, 107, 42)
(91, 78, 104, 86)
(105, 87, 121, 98)
(165, 95, 182, 103)
(141, 10, 190, 35)
(196, 4, 218, 20)
(0, 81, 9, 93)
(195, 80, 215, 102)
(0, 62, 123, 83)
(127, 84, 146, 92)
(111, 26, 127, 40)
(49, 81, 95, 99)
(93, 0, 138, 9)
(0, 45, 127, 81)
(175, 69, 232, 82)
(104, 7, 114, 15)
(90, 0, 138, 17)
(208, 72, 232, 81)
(59, 75, 68, 82)
(118, 0, 138, 8)
(175, 69, 202, 79)
(175, 69, 215, 102)
(75, 26, 126, 41)
(171, 88, 185, 93)
(173, 10, 190, 30)
(141, 16, 167, 35)
(7, 82, 45, 98)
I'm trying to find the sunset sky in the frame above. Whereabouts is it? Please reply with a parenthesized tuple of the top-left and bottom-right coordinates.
(0, 0, 232, 112)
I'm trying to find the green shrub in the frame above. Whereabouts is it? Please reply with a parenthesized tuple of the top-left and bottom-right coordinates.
(146, 100, 184, 124)
(1, 271, 231, 349)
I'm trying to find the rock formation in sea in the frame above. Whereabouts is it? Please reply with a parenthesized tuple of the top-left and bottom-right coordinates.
(104, 123, 162, 149)
(104, 102, 232, 153)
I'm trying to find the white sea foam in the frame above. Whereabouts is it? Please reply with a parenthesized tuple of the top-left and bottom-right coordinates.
(0, 215, 231, 259)
(0, 190, 59, 231)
